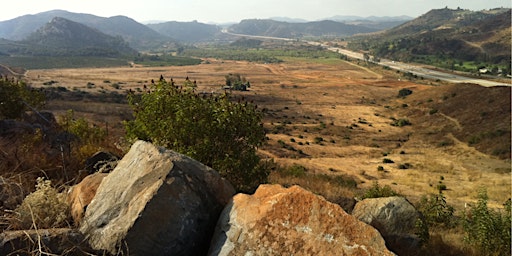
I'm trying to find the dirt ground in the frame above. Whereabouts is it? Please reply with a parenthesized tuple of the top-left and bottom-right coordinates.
(26, 58, 511, 211)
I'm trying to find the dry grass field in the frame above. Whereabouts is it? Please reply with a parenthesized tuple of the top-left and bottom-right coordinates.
(26, 57, 511, 212)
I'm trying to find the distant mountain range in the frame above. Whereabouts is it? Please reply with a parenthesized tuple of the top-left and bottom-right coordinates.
(0, 8, 508, 66)
(228, 19, 380, 38)
(0, 10, 412, 49)
(147, 21, 221, 42)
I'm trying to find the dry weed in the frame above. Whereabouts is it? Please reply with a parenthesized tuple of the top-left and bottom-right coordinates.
(13, 178, 70, 230)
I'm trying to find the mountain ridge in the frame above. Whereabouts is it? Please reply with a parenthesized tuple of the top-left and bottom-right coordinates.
(26, 17, 137, 56)
(0, 10, 173, 50)
(228, 19, 378, 38)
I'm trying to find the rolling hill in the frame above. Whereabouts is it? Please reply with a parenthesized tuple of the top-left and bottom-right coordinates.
(0, 10, 173, 50)
(228, 19, 379, 38)
(348, 8, 511, 70)
(0, 17, 137, 57)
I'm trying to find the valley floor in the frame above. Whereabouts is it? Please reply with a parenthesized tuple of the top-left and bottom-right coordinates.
(28, 57, 511, 211)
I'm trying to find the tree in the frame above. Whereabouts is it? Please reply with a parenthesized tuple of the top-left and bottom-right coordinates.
(225, 73, 250, 91)
(0, 76, 45, 119)
(363, 53, 370, 63)
(125, 79, 267, 192)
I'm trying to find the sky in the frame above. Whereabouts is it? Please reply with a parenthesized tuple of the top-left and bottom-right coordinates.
(2, 0, 510, 23)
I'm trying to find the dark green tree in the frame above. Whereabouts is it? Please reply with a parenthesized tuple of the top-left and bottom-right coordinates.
(125, 79, 267, 192)
(225, 73, 249, 91)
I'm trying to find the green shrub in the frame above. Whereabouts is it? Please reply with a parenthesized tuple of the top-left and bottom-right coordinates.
(398, 88, 413, 97)
(398, 163, 412, 169)
(284, 164, 307, 178)
(391, 118, 411, 127)
(463, 189, 511, 256)
(58, 110, 107, 159)
(14, 178, 69, 229)
(0, 77, 45, 119)
(361, 181, 400, 199)
(314, 137, 324, 144)
(125, 79, 267, 193)
(417, 191, 455, 228)
(383, 158, 394, 163)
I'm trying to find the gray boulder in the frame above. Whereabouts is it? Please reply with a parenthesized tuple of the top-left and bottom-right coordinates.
(352, 196, 423, 253)
(209, 184, 395, 256)
(79, 140, 235, 255)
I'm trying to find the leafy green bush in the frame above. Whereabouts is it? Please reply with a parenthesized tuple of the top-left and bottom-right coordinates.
(0, 77, 45, 119)
(391, 118, 411, 127)
(125, 79, 267, 193)
(14, 178, 69, 229)
(361, 181, 400, 199)
(58, 110, 107, 160)
(417, 191, 455, 228)
(283, 164, 307, 178)
(463, 189, 511, 256)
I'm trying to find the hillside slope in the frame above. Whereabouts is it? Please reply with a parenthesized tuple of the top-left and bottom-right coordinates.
(13, 17, 138, 56)
(147, 21, 221, 42)
(348, 8, 511, 69)
(400, 83, 511, 159)
(0, 10, 173, 50)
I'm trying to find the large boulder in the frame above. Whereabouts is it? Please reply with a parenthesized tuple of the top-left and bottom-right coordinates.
(352, 196, 423, 253)
(67, 172, 108, 225)
(209, 184, 395, 256)
(79, 140, 235, 256)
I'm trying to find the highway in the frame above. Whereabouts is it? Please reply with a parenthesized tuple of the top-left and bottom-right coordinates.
(222, 30, 511, 87)
(329, 46, 510, 87)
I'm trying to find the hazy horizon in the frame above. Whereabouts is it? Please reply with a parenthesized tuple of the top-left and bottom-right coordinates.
(2, 0, 510, 23)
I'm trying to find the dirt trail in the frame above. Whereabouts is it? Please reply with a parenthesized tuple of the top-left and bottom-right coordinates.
(439, 113, 463, 131)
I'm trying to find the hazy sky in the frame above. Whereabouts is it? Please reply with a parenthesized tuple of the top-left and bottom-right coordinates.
(2, 0, 510, 23)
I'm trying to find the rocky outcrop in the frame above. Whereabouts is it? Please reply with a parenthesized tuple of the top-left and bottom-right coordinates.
(79, 140, 235, 256)
(67, 172, 108, 225)
(209, 184, 394, 256)
(352, 196, 422, 253)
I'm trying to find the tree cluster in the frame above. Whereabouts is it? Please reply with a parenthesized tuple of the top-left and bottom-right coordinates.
(225, 73, 250, 91)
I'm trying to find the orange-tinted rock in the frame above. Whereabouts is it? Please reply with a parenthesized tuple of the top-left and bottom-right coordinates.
(66, 172, 107, 225)
(209, 184, 395, 256)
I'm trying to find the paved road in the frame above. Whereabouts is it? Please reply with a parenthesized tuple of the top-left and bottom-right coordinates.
(222, 31, 511, 87)
(329, 46, 510, 87)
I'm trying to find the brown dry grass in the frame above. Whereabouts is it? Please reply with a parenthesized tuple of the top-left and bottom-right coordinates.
(24, 57, 511, 213)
